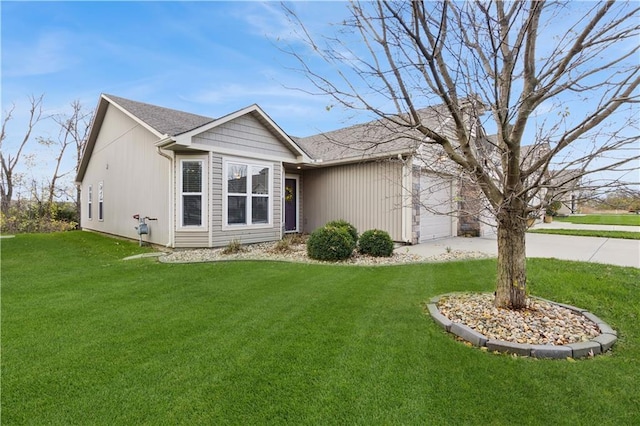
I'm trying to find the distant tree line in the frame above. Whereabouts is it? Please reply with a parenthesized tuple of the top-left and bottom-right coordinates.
(583, 188, 640, 212)
(1, 95, 91, 234)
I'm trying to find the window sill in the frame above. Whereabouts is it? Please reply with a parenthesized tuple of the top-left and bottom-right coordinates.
(222, 223, 273, 231)
(177, 226, 208, 232)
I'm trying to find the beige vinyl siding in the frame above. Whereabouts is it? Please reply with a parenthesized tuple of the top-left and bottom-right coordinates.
(80, 104, 170, 245)
(173, 232, 210, 248)
(193, 114, 297, 161)
(302, 160, 404, 241)
(210, 154, 282, 247)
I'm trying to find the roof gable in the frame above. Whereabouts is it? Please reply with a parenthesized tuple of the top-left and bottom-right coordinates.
(77, 95, 310, 182)
(168, 104, 310, 161)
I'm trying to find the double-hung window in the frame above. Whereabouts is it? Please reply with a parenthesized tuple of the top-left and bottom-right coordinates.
(225, 160, 271, 227)
(181, 160, 203, 227)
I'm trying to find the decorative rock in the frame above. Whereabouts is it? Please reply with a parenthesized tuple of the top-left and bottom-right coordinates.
(427, 292, 617, 359)
(581, 312, 604, 326)
(159, 239, 491, 266)
(551, 302, 587, 313)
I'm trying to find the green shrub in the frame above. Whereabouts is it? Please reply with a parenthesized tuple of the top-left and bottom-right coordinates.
(307, 225, 356, 261)
(358, 229, 394, 257)
(325, 219, 358, 244)
(545, 200, 563, 217)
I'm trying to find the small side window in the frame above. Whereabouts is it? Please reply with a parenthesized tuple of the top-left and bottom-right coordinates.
(98, 182, 104, 221)
(87, 185, 93, 220)
(181, 160, 203, 227)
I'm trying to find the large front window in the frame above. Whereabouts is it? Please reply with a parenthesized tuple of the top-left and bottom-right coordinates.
(181, 160, 203, 226)
(225, 160, 271, 226)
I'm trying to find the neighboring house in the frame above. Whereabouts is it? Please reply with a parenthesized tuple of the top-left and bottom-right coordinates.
(76, 94, 491, 248)
(548, 169, 583, 214)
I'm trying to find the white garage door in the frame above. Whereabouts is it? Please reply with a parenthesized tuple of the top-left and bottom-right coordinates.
(419, 174, 455, 242)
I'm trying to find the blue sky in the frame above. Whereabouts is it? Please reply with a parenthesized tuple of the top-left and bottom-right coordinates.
(2, 1, 638, 197)
(2, 1, 356, 196)
(2, 1, 349, 138)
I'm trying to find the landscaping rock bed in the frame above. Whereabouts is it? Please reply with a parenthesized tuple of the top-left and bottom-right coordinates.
(427, 292, 617, 359)
(159, 241, 492, 265)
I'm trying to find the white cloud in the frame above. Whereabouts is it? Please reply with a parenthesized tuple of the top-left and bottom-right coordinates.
(239, 2, 305, 43)
(3, 30, 79, 77)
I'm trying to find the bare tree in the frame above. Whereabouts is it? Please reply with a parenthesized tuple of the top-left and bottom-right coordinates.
(0, 95, 45, 217)
(283, 1, 639, 308)
(71, 102, 92, 222)
(37, 100, 91, 219)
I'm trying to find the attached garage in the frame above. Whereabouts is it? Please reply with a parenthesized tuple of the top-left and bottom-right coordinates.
(419, 173, 457, 242)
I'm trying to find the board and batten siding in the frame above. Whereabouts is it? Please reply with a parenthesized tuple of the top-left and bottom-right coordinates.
(193, 114, 297, 161)
(80, 104, 170, 245)
(302, 160, 404, 241)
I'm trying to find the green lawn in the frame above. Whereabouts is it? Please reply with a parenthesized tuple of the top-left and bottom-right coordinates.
(528, 228, 640, 239)
(2, 232, 639, 425)
(554, 214, 640, 226)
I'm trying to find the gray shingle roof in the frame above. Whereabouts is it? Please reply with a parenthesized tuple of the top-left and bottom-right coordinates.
(294, 104, 458, 162)
(105, 94, 214, 137)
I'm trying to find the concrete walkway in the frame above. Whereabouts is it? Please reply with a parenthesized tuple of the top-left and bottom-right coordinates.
(400, 221, 640, 268)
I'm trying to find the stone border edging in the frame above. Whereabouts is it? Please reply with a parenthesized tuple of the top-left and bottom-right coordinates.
(122, 252, 165, 261)
(427, 293, 617, 359)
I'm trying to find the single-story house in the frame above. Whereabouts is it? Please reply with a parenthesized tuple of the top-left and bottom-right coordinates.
(547, 169, 583, 215)
(76, 94, 492, 248)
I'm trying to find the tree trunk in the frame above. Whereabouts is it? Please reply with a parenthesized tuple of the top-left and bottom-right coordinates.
(495, 208, 528, 309)
(1, 172, 13, 217)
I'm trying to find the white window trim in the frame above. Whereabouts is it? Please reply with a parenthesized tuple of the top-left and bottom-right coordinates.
(222, 157, 273, 230)
(178, 157, 208, 231)
(87, 184, 93, 220)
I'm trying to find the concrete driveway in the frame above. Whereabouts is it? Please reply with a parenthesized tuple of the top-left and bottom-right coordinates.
(401, 221, 640, 268)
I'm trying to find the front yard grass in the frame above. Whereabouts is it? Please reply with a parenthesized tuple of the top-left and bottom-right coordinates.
(554, 214, 640, 226)
(2, 232, 639, 424)
(528, 228, 640, 239)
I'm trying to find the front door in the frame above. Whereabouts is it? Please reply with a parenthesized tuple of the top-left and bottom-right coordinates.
(284, 177, 298, 232)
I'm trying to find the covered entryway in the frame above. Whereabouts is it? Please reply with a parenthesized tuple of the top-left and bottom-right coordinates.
(419, 174, 456, 242)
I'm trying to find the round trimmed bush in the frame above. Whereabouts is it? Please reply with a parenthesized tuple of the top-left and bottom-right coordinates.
(358, 229, 394, 257)
(307, 225, 356, 261)
(325, 219, 358, 244)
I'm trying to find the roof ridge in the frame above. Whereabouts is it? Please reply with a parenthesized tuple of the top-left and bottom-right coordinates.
(103, 94, 215, 136)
